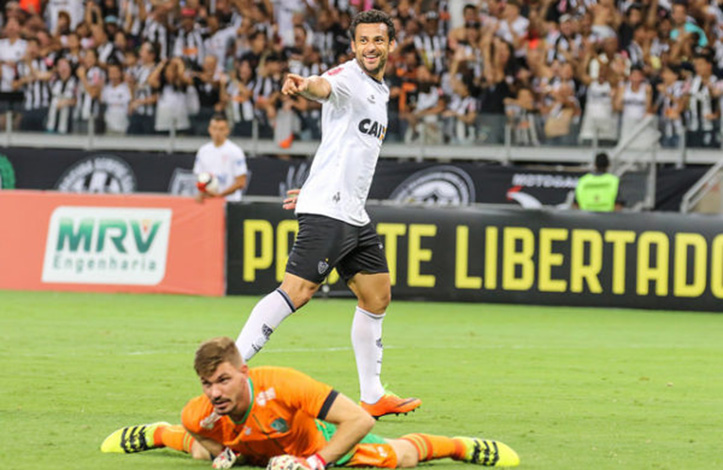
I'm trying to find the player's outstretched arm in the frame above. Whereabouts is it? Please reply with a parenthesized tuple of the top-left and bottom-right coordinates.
(282, 74, 331, 101)
(313, 392, 376, 466)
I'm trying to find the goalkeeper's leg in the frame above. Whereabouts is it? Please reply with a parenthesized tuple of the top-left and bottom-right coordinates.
(394, 434, 519, 467)
(101, 423, 194, 454)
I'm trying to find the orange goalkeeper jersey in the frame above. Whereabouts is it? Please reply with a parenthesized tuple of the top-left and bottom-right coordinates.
(182, 366, 338, 466)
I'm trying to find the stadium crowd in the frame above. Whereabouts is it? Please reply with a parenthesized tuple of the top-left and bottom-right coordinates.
(1, 0, 723, 147)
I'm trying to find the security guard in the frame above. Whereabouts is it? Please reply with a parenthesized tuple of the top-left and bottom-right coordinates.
(575, 152, 620, 212)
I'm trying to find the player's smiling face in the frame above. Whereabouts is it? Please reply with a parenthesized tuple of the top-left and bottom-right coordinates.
(200, 361, 250, 419)
(352, 23, 396, 80)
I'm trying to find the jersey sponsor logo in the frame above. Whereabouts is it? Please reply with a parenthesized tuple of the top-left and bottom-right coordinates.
(56, 154, 136, 193)
(200, 412, 222, 430)
(41, 206, 172, 285)
(358, 118, 386, 140)
(327, 67, 343, 76)
(0, 154, 16, 189)
(389, 166, 476, 205)
(256, 387, 277, 407)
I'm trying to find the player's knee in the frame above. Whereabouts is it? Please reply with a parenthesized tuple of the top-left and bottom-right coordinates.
(365, 288, 391, 313)
(189, 441, 211, 461)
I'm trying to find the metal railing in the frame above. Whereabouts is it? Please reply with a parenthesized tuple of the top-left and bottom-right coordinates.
(680, 159, 723, 213)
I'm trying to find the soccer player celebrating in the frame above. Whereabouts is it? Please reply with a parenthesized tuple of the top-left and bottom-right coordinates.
(101, 337, 520, 468)
(235, 10, 418, 418)
(194, 113, 248, 202)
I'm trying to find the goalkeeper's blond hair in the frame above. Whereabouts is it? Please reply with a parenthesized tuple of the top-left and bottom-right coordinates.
(194, 336, 244, 377)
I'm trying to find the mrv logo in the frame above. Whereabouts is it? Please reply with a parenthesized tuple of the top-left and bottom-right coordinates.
(42, 207, 172, 285)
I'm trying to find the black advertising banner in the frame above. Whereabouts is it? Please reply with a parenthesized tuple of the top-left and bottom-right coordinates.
(227, 202, 723, 312)
(1, 147, 707, 210)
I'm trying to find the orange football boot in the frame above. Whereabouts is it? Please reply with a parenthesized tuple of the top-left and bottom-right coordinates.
(361, 393, 422, 419)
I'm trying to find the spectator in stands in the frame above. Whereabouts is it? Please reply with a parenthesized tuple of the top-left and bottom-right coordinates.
(92, 24, 123, 66)
(15, 37, 51, 131)
(656, 63, 687, 147)
(578, 57, 619, 144)
(497, 0, 529, 58)
(46, 56, 77, 134)
(101, 62, 131, 135)
(443, 73, 478, 144)
(120, 0, 148, 45)
(59, 31, 82, 67)
(505, 85, 539, 146)
(204, 14, 236, 72)
(402, 64, 445, 144)
(44, 0, 83, 33)
(190, 55, 227, 135)
(414, 11, 447, 76)
(614, 64, 653, 146)
(127, 41, 158, 135)
(547, 14, 583, 64)
(0, 17, 27, 95)
(686, 52, 719, 147)
(479, 32, 515, 144)
(227, 58, 256, 137)
(252, 53, 282, 139)
(74, 47, 105, 134)
(671, 1, 708, 48)
(173, 7, 205, 71)
(542, 81, 579, 145)
(574, 152, 621, 211)
(142, 4, 172, 60)
(149, 57, 193, 134)
(448, 3, 481, 50)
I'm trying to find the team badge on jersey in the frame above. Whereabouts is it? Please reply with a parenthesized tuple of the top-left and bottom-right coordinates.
(270, 418, 289, 433)
(318, 259, 329, 275)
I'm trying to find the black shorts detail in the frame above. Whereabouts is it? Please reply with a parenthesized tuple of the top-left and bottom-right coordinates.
(318, 389, 339, 421)
(285, 214, 389, 284)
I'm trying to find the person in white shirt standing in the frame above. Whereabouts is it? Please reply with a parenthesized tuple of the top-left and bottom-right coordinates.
(193, 113, 248, 202)
(101, 63, 132, 135)
(235, 9, 422, 420)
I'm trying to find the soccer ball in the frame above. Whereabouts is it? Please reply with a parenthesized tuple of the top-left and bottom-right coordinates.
(197, 172, 220, 193)
(266, 455, 308, 470)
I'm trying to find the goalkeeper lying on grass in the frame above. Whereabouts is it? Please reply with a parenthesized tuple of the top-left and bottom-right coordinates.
(101, 337, 519, 469)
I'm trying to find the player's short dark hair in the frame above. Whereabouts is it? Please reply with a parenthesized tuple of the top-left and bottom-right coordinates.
(194, 336, 244, 377)
(349, 9, 395, 42)
(595, 152, 610, 171)
(210, 112, 228, 123)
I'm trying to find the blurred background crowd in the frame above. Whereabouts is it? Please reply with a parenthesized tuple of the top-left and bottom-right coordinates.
(1, 0, 723, 148)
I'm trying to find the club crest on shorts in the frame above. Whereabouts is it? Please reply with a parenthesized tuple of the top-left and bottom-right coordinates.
(318, 260, 329, 275)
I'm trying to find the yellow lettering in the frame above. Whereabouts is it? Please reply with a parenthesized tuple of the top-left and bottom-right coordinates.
(377, 223, 406, 286)
(673, 233, 707, 297)
(502, 227, 534, 291)
(712, 235, 723, 298)
(604, 231, 636, 294)
(243, 220, 274, 282)
(485, 226, 498, 290)
(637, 232, 669, 296)
(538, 228, 568, 292)
(275, 219, 299, 282)
(408, 224, 437, 287)
(455, 226, 482, 289)
(570, 229, 603, 294)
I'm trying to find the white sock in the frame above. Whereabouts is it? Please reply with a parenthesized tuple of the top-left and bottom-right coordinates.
(236, 288, 295, 361)
(351, 306, 386, 404)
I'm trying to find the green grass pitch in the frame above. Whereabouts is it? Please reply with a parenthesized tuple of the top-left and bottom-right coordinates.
(1, 290, 722, 469)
